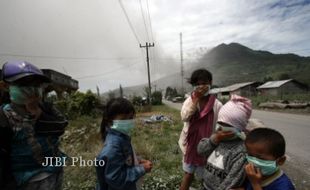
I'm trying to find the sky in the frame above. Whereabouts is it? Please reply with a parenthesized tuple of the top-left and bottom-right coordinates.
(0, 0, 309, 92)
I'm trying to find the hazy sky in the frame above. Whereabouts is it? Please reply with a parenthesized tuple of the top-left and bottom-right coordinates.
(0, 0, 309, 92)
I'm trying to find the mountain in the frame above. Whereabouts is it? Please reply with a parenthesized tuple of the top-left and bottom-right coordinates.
(192, 43, 310, 87)
(105, 43, 310, 97)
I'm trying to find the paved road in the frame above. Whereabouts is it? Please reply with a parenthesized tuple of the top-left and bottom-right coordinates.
(163, 100, 310, 189)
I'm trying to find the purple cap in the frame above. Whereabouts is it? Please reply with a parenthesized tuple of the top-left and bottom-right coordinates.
(2, 60, 50, 83)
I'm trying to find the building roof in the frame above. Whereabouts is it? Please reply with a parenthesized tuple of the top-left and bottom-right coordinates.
(257, 79, 293, 89)
(210, 81, 257, 94)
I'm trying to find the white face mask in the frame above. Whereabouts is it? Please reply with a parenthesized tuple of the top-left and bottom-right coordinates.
(193, 84, 211, 96)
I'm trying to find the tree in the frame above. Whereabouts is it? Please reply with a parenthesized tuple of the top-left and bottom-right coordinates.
(278, 73, 290, 80)
(79, 90, 100, 115)
(55, 90, 100, 119)
(108, 90, 115, 100)
(165, 86, 178, 99)
(151, 91, 163, 105)
(263, 76, 273, 82)
(132, 96, 143, 106)
(119, 84, 123, 98)
(143, 86, 151, 104)
(165, 87, 173, 99)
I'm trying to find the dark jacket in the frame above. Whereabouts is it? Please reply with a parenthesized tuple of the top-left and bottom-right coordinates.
(0, 102, 67, 188)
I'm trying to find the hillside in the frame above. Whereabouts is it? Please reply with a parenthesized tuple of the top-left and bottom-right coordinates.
(195, 43, 310, 87)
(106, 43, 310, 96)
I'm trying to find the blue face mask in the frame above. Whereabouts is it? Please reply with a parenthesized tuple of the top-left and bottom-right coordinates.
(246, 155, 279, 176)
(111, 119, 135, 136)
(9, 85, 43, 105)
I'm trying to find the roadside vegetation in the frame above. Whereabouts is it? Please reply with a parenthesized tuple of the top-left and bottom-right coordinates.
(57, 90, 196, 189)
(57, 90, 307, 189)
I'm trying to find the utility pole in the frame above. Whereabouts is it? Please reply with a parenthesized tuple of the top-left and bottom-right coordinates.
(180, 32, 184, 95)
(140, 42, 155, 104)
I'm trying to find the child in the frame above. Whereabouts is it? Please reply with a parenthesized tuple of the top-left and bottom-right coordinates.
(179, 68, 222, 190)
(197, 95, 252, 190)
(95, 98, 152, 190)
(244, 128, 295, 190)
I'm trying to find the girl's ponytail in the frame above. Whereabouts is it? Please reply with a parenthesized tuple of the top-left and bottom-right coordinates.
(100, 105, 110, 141)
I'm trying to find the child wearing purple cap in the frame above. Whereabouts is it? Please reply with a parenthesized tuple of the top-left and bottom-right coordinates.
(0, 61, 67, 190)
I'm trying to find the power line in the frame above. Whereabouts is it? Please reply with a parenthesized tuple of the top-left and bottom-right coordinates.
(138, 0, 150, 42)
(145, 0, 156, 76)
(0, 52, 141, 61)
(118, 0, 141, 45)
(145, 0, 154, 43)
(76, 61, 141, 80)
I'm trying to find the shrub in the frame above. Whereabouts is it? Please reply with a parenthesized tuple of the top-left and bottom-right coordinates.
(55, 90, 100, 119)
(151, 91, 163, 105)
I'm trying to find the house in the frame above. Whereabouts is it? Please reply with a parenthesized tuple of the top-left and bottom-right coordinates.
(0, 69, 79, 101)
(42, 69, 79, 98)
(257, 79, 308, 96)
(210, 81, 260, 98)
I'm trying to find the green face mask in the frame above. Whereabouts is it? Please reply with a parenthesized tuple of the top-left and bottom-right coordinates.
(215, 123, 244, 140)
(111, 119, 135, 136)
(246, 155, 279, 176)
(9, 85, 43, 105)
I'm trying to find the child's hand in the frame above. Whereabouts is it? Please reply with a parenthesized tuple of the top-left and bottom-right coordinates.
(213, 129, 235, 144)
(139, 159, 147, 164)
(192, 85, 210, 100)
(25, 97, 42, 119)
(245, 163, 263, 189)
(142, 160, 153, 173)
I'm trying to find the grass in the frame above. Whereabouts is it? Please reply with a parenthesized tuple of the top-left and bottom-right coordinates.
(60, 105, 199, 190)
(59, 104, 307, 189)
(132, 105, 186, 190)
(61, 116, 102, 190)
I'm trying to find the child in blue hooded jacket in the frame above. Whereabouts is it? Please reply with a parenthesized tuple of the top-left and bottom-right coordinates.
(95, 98, 152, 190)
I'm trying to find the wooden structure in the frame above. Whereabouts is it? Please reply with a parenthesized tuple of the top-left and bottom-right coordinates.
(42, 69, 78, 98)
(210, 81, 260, 98)
(257, 79, 308, 96)
(0, 69, 79, 100)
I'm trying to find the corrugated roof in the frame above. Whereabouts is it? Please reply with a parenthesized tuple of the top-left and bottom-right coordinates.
(210, 88, 223, 94)
(257, 79, 293, 89)
(224, 82, 257, 92)
(210, 81, 256, 94)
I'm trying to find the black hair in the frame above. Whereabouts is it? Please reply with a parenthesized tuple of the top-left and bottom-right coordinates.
(100, 98, 135, 140)
(188, 68, 212, 86)
(245, 128, 286, 158)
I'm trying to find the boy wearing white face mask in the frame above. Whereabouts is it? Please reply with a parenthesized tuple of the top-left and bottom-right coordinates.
(243, 128, 295, 190)
(197, 95, 252, 190)
(96, 98, 152, 190)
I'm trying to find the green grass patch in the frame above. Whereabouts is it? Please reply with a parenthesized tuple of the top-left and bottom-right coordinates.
(61, 105, 200, 189)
